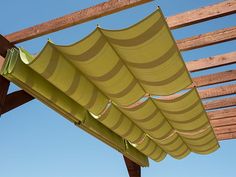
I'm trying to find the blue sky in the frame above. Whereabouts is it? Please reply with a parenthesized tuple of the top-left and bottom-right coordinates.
(1, 0, 236, 177)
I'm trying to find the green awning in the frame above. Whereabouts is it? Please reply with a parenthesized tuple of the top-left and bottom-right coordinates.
(1, 8, 219, 164)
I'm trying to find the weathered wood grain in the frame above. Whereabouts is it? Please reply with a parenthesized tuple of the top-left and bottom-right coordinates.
(167, 0, 236, 29)
(186, 52, 236, 72)
(204, 97, 236, 110)
(5, 0, 151, 44)
(177, 26, 236, 51)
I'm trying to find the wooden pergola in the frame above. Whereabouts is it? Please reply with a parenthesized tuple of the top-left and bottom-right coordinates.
(0, 0, 236, 177)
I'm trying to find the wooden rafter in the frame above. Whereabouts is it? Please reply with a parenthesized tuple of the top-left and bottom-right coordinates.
(217, 131, 236, 141)
(198, 84, 236, 99)
(208, 108, 236, 140)
(161, 84, 236, 100)
(166, 0, 236, 29)
(204, 97, 236, 110)
(208, 108, 236, 119)
(187, 70, 236, 88)
(215, 124, 236, 140)
(186, 51, 236, 72)
(177, 26, 236, 51)
(211, 117, 236, 128)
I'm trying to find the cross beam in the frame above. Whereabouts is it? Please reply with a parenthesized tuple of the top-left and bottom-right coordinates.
(5, 0, 152, 44)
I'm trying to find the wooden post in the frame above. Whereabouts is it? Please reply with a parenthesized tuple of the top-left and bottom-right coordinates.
(0, 76, 10, 116)
(123, 155, 141, 177)
(0, 35, 13, 115)
(0, 35, 34, 115)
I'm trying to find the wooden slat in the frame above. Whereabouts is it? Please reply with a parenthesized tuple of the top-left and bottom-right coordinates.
(216, 132, 236, 140)
(5, 0, 151, 44)
(192, 70, 236, 88)
(177, 26, 236, 51)
(214, 124, 236, 135)
(204, 97, 236, 110)
(123, 155, 141, 177)
(208, 108, 236, 140)
(186, 51, 236, 72)
(208, 107, 236, 119)
(210, 116, 236, 128)
(1, 90, 34, 115)
(198, 84, 236, 99)
(167, 0, 236, 29)
(162, 84, 236, 100)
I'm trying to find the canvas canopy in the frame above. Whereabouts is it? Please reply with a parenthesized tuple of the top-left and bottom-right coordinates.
(1, 8, 219, 165)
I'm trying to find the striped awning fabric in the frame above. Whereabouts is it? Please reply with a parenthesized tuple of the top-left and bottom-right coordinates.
(1, 8, 219, 164)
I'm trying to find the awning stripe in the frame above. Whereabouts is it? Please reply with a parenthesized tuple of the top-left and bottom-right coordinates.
(66, 36, 106, 62)
(139, 65, 186, 86)
(105, 16, 165, 47)
(126, 44, 176, 69)
(88, 59, 123, 82)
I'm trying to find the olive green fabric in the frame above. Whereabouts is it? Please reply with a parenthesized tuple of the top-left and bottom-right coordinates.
(1, 48, 148, 167)
(1, 8, 219, 163)
(18, 47, 166, 162)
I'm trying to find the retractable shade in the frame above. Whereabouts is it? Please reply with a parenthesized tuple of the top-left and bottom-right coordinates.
(1, 8, 219, 164)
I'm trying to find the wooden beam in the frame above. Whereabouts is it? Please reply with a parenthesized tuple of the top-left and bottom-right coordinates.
(216, 132, 236, 141)
(162, 84, 236, 100)
(186, 51, 236, 72)
(198, 84, 236, 99)
(166, 0, 236, 29)
(207, 108, 236, 141)
(177, 26, 236, 51)
(1, 90, 34, 115)
(191, 70, 236, 88)
(5, 0, 151, 44)
(208, 107, 236, 120)
(123, 155, 141, 177)
(214, 125, 236, 136)
(210, 116, 236, 128)
(204, 97, 236, 110)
